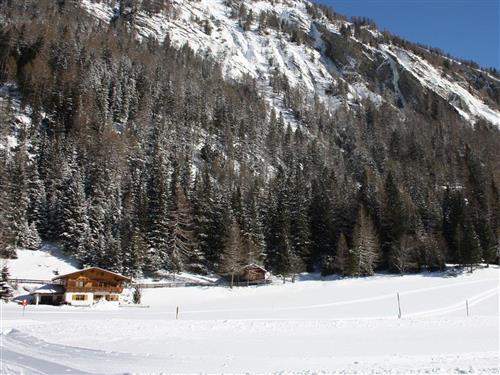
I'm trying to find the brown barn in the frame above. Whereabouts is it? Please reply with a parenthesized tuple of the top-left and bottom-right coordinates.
(238, 264, 267, 284)
(50, 267, 132, 306)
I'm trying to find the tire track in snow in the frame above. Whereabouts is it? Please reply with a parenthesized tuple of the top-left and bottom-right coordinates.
(178, 277, 497, 315)
(405, 287, 499, 318)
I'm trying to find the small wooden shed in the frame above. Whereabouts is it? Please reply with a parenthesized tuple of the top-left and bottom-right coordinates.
(239, 264, 267, 283)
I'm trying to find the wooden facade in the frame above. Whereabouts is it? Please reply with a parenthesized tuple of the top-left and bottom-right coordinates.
(51, 267, 131, 305)
(239, 264, 267, 282)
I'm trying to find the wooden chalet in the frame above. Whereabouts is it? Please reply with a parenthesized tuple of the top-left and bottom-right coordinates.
(239, 264, 267, 282)
(47, 267, 132, 306)
(222, 264, 268, 286)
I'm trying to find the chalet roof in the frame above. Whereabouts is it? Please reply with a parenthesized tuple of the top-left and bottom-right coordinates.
(241, 263, 267, 272)
(30, 284, 65, 295)
(52, 267, 132, 282)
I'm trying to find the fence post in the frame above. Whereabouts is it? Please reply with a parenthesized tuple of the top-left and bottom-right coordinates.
(176, 306, 179, 320)
(466, 300, 469, 317)
(397, 292, 402, 319)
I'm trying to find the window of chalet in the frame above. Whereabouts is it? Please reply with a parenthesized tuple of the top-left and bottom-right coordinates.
(72, 294, 87, 301)
(107, 295, 119, 302)
(76, 280, 84, 287)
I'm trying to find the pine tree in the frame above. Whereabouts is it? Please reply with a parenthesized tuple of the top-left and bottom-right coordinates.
(352, 205, 381, 276)
(382, 172, 408, 262)
(289, 165, 311, 269)
(145, 145, 170, 273)
(0, 265, 13, 301)
(390, 234, 417, 273)
(26, 162, 47, 236)
(309, 176, 334, 270)
(123, 230, 147, 278)
(60, 169, 88, 257)
(266, 168, 293, 276)
(220, 220, 245, 288)
(333, 232, 349, 275)
(460, 217, 482, 272)
(0, 152, 17, 258)
(18, 222, 42, 250)
(9, 146, 30, 248)
(242, 184, 266, 265)
(193, 170, 212, 264)
(169, 182, 205, 274)
(101, 227, 123, 273)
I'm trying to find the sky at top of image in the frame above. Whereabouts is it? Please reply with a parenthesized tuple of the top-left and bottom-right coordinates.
(315, 0, 500, 69)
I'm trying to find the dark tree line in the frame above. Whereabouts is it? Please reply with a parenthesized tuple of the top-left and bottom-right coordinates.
(0, 1, 498, 279)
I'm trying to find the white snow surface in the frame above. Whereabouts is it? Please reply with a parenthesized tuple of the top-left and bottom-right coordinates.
(79, 0, 500, 128)
(3, 244, 79, 281)
(1, 266, 499, 374)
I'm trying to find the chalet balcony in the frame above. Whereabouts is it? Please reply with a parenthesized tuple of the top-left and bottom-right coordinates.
(66, 286, 123, 293)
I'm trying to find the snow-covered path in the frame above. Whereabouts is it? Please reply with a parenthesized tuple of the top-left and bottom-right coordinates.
(1, 267, 499, 374)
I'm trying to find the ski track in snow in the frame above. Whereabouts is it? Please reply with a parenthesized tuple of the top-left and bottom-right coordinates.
(1, 267, 498, 374)
(167, 276, 499, 316)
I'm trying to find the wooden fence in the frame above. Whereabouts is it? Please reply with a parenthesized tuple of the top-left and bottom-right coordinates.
(132, 281, 215, 289)
(9, 279, 271, 288)
(8, 278, 62, 285)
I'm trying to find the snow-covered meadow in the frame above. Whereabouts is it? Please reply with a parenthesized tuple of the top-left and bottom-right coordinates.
(1, 254, 498, 374)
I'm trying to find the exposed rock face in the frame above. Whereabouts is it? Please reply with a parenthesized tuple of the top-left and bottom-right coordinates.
(80, 0, 500, 129)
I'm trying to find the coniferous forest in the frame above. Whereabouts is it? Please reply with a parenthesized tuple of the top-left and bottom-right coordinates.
(0, 0, 499, 279)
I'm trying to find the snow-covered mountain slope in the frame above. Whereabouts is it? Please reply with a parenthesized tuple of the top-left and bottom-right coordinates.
(0, 83, 32, 154)
(80, 0, 500, 128)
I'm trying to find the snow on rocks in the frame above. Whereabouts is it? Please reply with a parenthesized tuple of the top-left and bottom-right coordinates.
(380, 44, 500, 128)
(78, 0, 378, 123)
(78, 0, 500, 130)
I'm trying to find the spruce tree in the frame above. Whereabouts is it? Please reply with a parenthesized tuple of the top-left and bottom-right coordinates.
(168, 182, 205, 274)
(0, 265, 13, 302)
(460, 217, 482, 272)
(145, 145, 170, 273)
(60, 169, 88, 257)
(289, 165, 311, 269)
(309, 176, 334, 270)
(0, 153, 17, 258)
(18, 222, 42, 250)
(382, 172, 408, 261)
(242, 184, 266, 265)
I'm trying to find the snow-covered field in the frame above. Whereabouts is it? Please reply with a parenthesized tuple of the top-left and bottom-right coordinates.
(1, 262, 498, 374)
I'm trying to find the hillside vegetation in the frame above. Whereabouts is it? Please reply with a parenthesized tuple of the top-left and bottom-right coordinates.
(0, 0, 499, 278)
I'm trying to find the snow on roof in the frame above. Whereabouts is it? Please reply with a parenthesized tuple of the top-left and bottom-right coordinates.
(52, 267, 132, 282)
(242, 263, 267, 272)
(30, 284, 65, 295)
